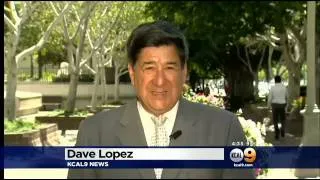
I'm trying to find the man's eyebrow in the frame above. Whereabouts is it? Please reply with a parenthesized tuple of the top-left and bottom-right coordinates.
(167, 61, 179, 66)
(142, 61, 156, 65)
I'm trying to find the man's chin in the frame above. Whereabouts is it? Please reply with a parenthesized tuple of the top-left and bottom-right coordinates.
(150, 103, 175, 114)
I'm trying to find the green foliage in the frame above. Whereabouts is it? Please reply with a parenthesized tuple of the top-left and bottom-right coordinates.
(145, 2, 271, 79)
(59, 109, 93, 117)
(4, 118, 40, 133)
(258, 70, 266, 81)
(272, 65, 289, 81)
(6, 2, 67, 67)
(145, 1, 312, 82)
(292, 96, 305, 110)
(41, 72, 56, 82)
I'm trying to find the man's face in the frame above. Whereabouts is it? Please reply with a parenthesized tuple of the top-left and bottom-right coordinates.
(128, 45, 187, 116)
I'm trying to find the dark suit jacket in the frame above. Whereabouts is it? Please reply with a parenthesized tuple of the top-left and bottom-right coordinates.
(67, 98, 255, 179)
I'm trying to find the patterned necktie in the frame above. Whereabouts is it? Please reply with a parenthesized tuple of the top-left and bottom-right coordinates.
(151, 116, 169, 179)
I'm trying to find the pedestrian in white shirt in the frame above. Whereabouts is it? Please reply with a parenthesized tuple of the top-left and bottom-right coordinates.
(268, 75, 288, 140)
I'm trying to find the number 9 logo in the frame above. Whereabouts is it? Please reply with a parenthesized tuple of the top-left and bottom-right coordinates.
(244, 148, 256, 163)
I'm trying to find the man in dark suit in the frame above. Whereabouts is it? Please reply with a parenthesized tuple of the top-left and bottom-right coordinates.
(68, 21, 255, 179)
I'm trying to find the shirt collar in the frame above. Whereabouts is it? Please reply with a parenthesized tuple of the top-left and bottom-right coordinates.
(137, 100, 179, 121)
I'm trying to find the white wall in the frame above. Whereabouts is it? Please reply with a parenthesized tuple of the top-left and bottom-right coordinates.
(5, 82, 136, 109)
(13, 82, 136, 98)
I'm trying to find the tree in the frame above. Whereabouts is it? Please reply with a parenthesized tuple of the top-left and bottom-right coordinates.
(14, 3, 66, 79)
(254, 2, 312, 110)
(145, 2, 270, 101)
(110, 2, 148, 102)
(146, 2, 318, 108)
(51, 1, 97, 113)
(85, 2, 125, 110)
(89, 2, 149, 106)
(4, 1, 71, 120)
(236, 35, 267, 100)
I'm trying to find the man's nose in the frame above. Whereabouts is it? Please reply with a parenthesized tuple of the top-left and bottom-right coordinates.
(153, 68, 165, 86)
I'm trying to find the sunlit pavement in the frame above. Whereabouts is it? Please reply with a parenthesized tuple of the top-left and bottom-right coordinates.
(4, 169, 69, 179)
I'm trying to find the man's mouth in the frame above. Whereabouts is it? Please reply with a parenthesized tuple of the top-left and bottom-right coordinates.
(151, 91, 167, 95)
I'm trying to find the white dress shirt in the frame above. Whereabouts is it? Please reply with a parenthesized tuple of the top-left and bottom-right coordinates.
(137, 100, 179, 146)
(268, 83, 288, 106)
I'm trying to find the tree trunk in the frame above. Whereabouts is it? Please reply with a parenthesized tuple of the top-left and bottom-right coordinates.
(90, 62, 100, 111)
(89, 57, 93, 68)
(65, 41, 78, 113)
(237, 70, 254, 101)
(30, 55, 34, 78)
(5, 55, 18, 121)
(65, 72, 79, 113)
(5, 18, 21, 121)
(188, 70, 198, 91)
(114, 66, 119, 102)
(280, 31, 305, 111)
(202, 78, 205, 90)
(268, 46, 274, 82)
(253, 72, 259, 100)
(38, 53, 43, 80)
(225, 65, 254, 112)
(101, 65, 108, 105)
(64, 2, 93, 114)
(287, 62, 302, 111)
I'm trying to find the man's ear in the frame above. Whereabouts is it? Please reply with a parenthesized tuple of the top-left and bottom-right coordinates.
(183, 63, 188, 83)
(128, 63, 135, 86)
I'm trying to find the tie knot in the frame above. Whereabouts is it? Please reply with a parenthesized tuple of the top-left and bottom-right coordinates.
(151, 116, 167, 127)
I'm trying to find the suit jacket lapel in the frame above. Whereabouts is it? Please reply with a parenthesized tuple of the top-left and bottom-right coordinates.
(162, 98, 198, 179)
(117, 99, 156, 179)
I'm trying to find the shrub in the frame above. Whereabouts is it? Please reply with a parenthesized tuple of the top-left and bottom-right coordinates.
(52, 74, 70, 82)
(79, 74, 94, 83)
(292, 96, 305, 110)
(4, 118, 40, 133)
(182, 84, 224, 108)
(41, 72, 57, 82)
(18, 73, 31, 81)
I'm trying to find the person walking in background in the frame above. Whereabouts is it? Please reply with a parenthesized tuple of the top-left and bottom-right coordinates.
(268, 75, 288, 140)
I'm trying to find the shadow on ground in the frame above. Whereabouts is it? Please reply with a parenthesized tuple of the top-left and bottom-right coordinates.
(241, 102, 303, 146)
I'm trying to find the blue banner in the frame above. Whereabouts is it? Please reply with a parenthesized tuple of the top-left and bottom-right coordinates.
(3, 146, 320, 168)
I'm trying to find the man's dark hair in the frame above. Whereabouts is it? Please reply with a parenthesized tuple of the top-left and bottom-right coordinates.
(126, 21, 189, 67)
(275, 75, 281, 83)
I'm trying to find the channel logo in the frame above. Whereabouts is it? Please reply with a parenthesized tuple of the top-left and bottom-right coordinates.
(230, 148, 256, 163)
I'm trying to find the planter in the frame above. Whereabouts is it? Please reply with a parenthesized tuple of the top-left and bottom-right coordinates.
(35, 116, 91, 135)
(86, 104, 122, 113)
(4, 123, 59, 146)
(4, 91, 42, 117)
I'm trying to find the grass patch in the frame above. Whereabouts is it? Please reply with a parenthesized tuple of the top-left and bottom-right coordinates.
(4, 118, 40, 133)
